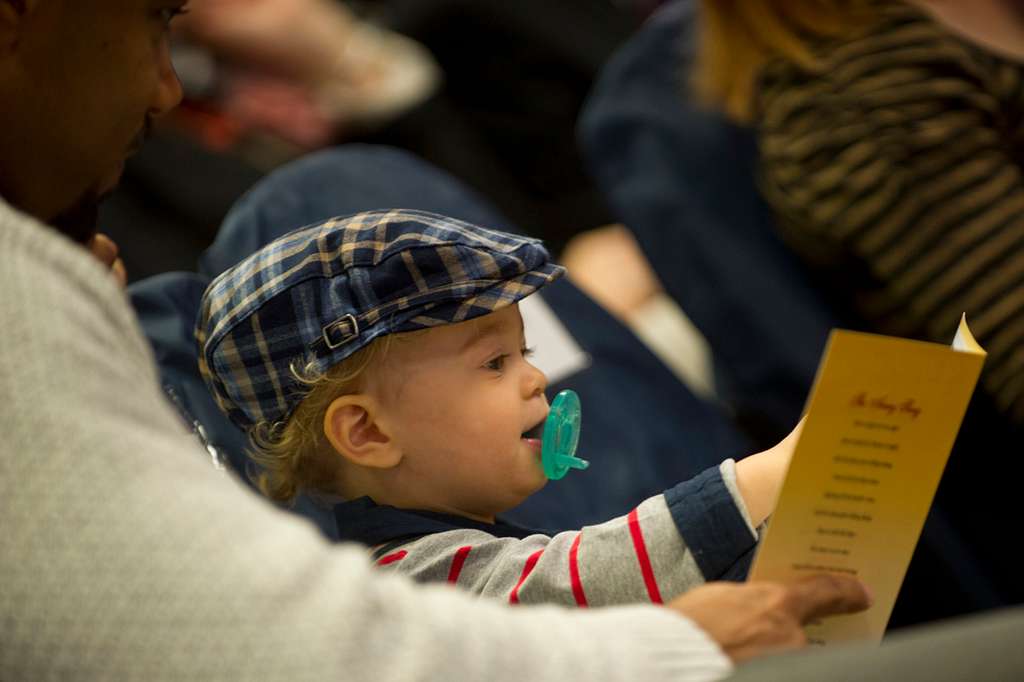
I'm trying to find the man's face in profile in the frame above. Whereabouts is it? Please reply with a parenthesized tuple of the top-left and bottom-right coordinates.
(0, 0, 186, 242)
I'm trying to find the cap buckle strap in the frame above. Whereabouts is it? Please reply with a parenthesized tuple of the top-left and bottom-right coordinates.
(322, 314, 360, 350)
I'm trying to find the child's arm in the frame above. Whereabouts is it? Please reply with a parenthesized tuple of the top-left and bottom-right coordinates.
(373, 461, 760, 607)
(734, 419, 802, 527)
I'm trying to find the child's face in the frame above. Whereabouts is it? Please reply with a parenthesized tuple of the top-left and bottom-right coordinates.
(371, 303, 550, 522)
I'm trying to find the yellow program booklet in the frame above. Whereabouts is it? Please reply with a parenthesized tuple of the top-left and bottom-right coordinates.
(747, 315, 986, 645)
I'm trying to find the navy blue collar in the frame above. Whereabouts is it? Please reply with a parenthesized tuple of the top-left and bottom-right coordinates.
(333, 496, 550, 546)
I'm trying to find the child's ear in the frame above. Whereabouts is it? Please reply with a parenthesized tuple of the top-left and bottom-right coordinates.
(323, 395, 402, 469)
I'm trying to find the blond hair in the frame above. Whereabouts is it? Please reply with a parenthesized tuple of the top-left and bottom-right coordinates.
(248, 336, 395, 504)
(694, 0, 880, 122)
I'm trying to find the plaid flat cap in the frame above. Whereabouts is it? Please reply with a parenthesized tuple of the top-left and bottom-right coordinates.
(196, 209, 565, 430)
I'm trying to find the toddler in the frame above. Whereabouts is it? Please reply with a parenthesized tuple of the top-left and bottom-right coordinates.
(197, 209, 795, 606)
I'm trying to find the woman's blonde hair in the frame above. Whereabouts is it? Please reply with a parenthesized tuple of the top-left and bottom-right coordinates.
(248, 336, 396, 504)
(694, 0, 881, 122)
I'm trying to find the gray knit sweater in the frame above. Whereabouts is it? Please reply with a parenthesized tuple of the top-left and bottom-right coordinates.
(0, 198, 732, 681)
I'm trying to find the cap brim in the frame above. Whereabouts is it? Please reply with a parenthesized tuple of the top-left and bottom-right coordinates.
(394, 261, 566, 331)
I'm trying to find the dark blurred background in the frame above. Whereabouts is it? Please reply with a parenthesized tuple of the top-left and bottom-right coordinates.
(103, 0, 657, 282)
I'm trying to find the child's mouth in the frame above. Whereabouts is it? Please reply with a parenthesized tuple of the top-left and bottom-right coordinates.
(522, 420, 544, 440)
(521, 421, 545, 453)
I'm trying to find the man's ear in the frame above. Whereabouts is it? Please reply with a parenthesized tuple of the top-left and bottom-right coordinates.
(0, 1, 30, 57)
(323, 395, 402, 469)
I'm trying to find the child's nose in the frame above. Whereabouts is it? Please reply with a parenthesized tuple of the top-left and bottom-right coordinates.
(523, 361, 547, 398)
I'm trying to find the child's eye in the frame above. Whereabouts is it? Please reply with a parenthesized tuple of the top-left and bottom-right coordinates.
(521, 346, 535, 358)
(484, 354, 509, 372)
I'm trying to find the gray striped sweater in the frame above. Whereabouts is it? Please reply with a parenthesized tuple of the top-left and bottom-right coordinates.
(337, 462, 761, 607)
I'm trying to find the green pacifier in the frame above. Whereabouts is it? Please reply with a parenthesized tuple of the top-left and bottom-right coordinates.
(541, 389, 589, 480)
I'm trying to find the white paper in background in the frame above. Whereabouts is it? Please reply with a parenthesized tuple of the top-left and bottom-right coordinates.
(519, 294, 591, 384)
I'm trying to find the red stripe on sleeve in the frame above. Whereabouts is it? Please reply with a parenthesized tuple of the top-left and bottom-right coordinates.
(569, 533, 588, 607)
(447, 545, 473, 583)
(376, 550, 407, 566)
(627, 508, 664, 604)
(508, 549, 545, 604)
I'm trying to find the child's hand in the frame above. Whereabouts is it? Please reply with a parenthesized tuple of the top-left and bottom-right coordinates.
(734, 419, 804, 527)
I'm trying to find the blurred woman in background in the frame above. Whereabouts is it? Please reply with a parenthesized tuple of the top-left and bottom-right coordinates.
(696, 0, 1024, 427)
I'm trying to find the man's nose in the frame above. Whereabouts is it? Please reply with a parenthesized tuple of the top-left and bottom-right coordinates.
(151, 44, 184, 118)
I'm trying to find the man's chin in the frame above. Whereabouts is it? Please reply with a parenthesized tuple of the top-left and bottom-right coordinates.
(99, 161, 125, 196)
(50, 194, 102, 245)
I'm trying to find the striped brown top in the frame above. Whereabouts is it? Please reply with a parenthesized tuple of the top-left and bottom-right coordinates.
(757, 5, 1024, 425)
